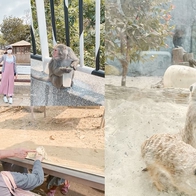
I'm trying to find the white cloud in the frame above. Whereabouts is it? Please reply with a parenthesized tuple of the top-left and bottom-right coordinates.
(0, 0, 31, 24)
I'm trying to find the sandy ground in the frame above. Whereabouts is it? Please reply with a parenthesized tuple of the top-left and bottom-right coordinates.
(105, 75, 192, 196)
(0, 106, 104, 196)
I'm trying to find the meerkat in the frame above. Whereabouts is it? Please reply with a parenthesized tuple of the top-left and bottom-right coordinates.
(141, 133, 196, 196)
(181, 82, 196, 148)
(141, 82, 196, 195)
(31, 44, 79, 89)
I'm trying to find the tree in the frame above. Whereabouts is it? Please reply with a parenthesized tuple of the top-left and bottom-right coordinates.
(21, 9, 31, 25)
(0, 16, 30, 44)
(105, 0, 174, 86)
(0, 34, 7, 48)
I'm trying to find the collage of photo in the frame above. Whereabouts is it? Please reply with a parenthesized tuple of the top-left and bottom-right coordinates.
(0, 0, 196, 196)
(0, 0, 104, 195)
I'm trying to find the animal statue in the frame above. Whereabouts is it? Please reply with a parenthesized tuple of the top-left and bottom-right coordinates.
(141, 133, 196, 196)
(31, 44, 79, 89)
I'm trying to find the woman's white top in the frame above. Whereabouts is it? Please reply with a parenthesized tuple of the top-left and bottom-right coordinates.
(6, 55, 14, 63)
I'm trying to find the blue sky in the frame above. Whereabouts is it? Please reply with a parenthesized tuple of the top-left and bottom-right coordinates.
(0, 0, 31, 24)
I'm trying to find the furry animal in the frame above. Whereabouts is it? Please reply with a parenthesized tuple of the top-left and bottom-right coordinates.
(141, 133, 196, 196)
(181, 82, 196, 148)
(141, 82, 196, 195)
(32, 44, 79, 89)
(173, 28, 185, 48)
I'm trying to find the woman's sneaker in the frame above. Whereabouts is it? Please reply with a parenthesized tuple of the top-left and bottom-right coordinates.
(3, 96, 8, 103)
(9, 97, 12, 104)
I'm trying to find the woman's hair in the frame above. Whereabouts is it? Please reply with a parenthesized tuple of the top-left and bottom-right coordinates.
(4, 45, 12, 54)
(6, 45, 12, 50)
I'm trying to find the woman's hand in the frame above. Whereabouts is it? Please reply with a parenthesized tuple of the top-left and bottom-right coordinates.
(14, 75, 18, 80)
(13, 149, 36, 159)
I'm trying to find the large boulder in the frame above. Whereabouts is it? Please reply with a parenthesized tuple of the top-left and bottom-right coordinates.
(163, 65, 196, 88)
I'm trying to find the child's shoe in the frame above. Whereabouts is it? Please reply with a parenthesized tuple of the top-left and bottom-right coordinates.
(61, 180, 70, 195)
(47, 188, 56, 196)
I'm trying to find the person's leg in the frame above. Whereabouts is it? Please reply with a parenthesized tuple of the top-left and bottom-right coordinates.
(7, 74, 14, 98)
(47, 176, 65, 196)
(60, 180, 70, 195)
(47, 185, 58, 196)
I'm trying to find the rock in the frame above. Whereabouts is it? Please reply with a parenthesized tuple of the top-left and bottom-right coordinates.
(105, 64, 121, 75)
(163, 65, 196, 88)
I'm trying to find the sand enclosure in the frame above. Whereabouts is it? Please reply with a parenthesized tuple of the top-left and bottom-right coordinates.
(0, 106, 105, 195)
(105, 75, 191, 196)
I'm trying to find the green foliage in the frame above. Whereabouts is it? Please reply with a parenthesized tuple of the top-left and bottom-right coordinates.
(105, 0, 174, 85)
(31, 0, 105, 70)
(0, 16, 30, 44)
(0, 34, 7, 48)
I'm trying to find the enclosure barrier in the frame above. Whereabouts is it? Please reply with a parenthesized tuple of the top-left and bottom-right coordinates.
(2, 158, 105, 191)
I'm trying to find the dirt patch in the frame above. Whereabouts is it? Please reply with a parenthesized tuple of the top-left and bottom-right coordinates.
(105, 76, 191, 196)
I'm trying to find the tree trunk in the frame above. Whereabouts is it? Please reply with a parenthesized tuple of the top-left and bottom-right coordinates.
(121, 75, 126, 86)
(119, 35, 130, 86)
(121, 61, 128, 86)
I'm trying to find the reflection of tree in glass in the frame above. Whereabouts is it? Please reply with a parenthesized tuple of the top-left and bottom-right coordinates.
(106, 0, 174, 86)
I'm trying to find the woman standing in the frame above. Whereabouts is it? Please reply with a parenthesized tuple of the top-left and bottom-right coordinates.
(0, 45, 17, 104)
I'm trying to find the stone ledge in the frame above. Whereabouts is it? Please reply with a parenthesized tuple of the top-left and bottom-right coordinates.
(31, 69, 104, 106)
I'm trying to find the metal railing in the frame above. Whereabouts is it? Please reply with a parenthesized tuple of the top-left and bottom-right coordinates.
(31, 0, 104, 77)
